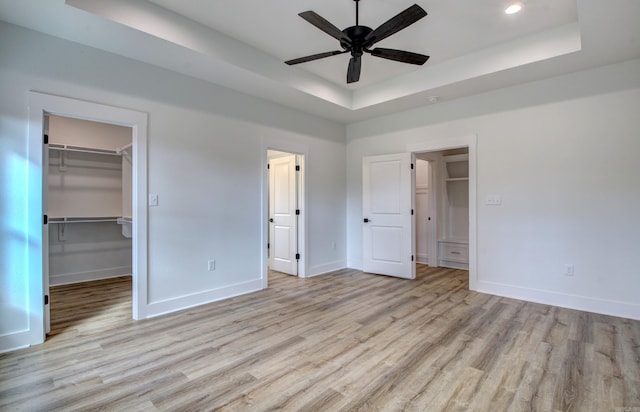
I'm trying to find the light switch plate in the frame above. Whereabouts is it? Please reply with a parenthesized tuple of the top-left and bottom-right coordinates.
(149, 194, 159, 206)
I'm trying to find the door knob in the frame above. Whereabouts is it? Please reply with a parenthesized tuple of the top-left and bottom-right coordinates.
(269, 218, 274, 222)
(363, 218, 370, 223)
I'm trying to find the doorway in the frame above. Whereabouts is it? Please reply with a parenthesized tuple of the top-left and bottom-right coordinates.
(267, 150, 302, 276)
(44, 114, 134, 334)
(27, 92, 148, 345)
(262, 143, 307, 287)
(415, 148, 470, 271)
(408, 135, 477, 290)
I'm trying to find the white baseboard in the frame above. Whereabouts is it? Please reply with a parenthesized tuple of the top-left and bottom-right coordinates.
(416, 253, 429, 264)
(477, 280, 640, 320)
(50, 266, 132, 286)
(307, 260, 346, 277)
(0, 330, 31, 354)
(146, 279, 263, 318)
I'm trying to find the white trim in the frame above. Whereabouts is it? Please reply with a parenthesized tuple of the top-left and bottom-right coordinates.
(49, 268, 132, 286)
(407, 134, 478, 290)
(477, 281, 640, 321)
(0, 331, 31, 354)
(261, 138, 309, 285)
(26, 91, 148, 349)
(146, 279, 262, 318)
(308, 260, 346, 277)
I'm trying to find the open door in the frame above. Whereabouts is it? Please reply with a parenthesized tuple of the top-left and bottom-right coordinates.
(363, 153, 415, 279)
(43, 122, 51, 334)
(268, 154, 298, 275)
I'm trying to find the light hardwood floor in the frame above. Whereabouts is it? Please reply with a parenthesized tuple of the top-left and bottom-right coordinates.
(1, 265, 639, 411)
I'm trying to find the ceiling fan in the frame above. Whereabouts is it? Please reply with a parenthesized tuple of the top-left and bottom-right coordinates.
(285, 0, 429, 84)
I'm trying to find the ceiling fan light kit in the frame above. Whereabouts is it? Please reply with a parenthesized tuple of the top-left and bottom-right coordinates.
(285, 0, 430, 84)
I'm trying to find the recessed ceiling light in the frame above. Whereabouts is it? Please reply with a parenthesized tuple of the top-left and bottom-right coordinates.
(505, 2, 523, 14)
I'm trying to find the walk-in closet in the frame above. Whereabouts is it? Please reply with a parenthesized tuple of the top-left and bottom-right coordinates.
(415, 148, 469, 270)
(438, 151, 469, 269)
(45, 114, 133, 290)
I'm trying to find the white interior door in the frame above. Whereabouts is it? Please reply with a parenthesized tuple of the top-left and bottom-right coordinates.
(363, 153, 415, 279)
(43, 127, 51, 334)
(269, 154, 298, 275)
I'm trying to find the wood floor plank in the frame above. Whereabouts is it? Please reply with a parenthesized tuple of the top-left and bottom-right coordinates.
(1, 266, 639, 411)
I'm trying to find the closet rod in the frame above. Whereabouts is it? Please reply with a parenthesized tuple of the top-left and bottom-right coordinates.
(48, 217, 120, 224)
(49, 144, 120, 157)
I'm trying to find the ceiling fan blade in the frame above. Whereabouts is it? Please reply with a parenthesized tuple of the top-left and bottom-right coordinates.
(364, 4, 427, 47)
(347, 56, 362, 84)
(285, 50, 347, 65)
(299, 11, 352, 46)
(369, 48, 429, 65)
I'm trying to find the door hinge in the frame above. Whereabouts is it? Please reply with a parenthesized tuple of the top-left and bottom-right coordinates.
(411, 163, 414, 170)
(295, 165, 300, 171)
(295, 253, 300, 260)
(44, 295, 49, 305)
(267, 163, 270, 170)
(43, 134, 49, 144)
(411, 209, 414, 215)
(267, 243, 270, 249)
(296, 209, 300, 215)
(411, 255, 414, 262)
(43, 214, 48, 225)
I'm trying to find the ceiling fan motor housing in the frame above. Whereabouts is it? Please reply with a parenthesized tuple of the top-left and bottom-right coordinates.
(341, 25, 373, 57)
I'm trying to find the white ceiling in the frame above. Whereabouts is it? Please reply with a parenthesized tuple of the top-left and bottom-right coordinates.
(1, 0, 639, 123)
(147, 0, 578, 89)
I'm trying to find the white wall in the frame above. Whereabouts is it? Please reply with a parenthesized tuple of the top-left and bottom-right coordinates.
(347, 58, 640, 320)
(48, 115, 132, 150)
(0, 22, 346, 352)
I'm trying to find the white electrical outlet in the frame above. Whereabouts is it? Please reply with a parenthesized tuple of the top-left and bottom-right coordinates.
(486, 195, 502, 206)
(208, 260, 216, 271)
(564, 264, 574, 276)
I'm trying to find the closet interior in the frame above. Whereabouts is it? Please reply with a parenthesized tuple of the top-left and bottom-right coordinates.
(415, 148, 469, 270)
(438, 152, 469, 270)
(46, 115, 133, 286)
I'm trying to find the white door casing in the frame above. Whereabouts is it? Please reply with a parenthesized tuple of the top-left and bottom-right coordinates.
(363, 153, 415, 279)
(27, 92, 148, 347)
(269, 154, 298, 275)
(407, 135, 477, 291)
